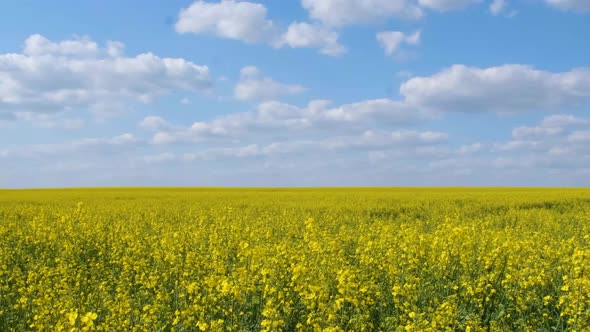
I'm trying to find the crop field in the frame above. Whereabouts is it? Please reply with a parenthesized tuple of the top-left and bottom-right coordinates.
(1, 188, 590, 331)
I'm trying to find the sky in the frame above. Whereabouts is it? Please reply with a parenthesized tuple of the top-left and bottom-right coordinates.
(0, 0, 589, 188)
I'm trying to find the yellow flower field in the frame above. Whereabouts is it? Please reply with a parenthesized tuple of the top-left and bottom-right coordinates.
(1, 188, 589, 331)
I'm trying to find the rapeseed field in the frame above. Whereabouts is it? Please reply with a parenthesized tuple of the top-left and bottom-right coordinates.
(1, 188, 589, 331)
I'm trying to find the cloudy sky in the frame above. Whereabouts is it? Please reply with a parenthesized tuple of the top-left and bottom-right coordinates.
(1, 0, 589, 187)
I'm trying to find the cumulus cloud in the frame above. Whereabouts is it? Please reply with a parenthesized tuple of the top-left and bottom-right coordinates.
(279, 22, 346, 56)
(0, 34, 211, 122)
(175, 0, 278, 43)
(417, 0, 481, 11)
(146, 98, 432, 144)
(139, 116, 173, 131)
(489, 0, 517, 17)
(494, 114, 590, 153)
(300, 0, 490, 27)
(377, 30, 421, 55)
(493, 140, 545, 152)
(182, 129, 447, 160)
(424, 114, 590, 184)
(500, 114, 590, 143)
(143, 152, 177, 164)
(9, 113, 590, 187)
(0, 133, 140, 159)
(508, 114, 589, 140)
(301, 0, 423, 27)
(24, 34, 99, 57)
(512, 126, 563, 140)
(540, 114, 590, 127)
(456, 142, 483, 155)
(545, 0, 590, 12)
(234, 66, 306, 101)
(106, 41, 125, 57)
(173, 0, 583, 59)
(568, 131, 590, 143)
(175, 1, 347, 56)
(489, 0, 505, 14)
(400, 64, 590, 113)
(420, 114, 590, 181)
(509, 115, 588, 140)
(12, 112, 85, 129)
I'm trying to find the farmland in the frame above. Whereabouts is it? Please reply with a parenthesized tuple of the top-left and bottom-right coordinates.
(1, 188, 589, 331)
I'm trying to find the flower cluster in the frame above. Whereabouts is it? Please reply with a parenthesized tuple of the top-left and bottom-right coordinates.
(1, 188, 589, 331)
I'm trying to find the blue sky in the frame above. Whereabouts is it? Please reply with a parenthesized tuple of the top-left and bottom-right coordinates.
(1, 0, 589, 187)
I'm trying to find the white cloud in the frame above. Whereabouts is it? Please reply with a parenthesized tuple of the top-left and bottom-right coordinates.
(182, 129, 447, 160)
(512, 126, 563, 140)
(300, 0, 493, 25)
(491, 156, 532, 169)
(489, 0, 517, 17)
(429, 157, 478, 171)
(400, 64, 590, 113)
(13, 112, 85, 129)
(420, 114, 590, 182)
(153, 132, 180, 145)
(279, 22, 346, 56)
(175, 0, 278, 43)
(175, 2, 349, 56)
(457, 142, 482, 155)
(489, 0, 505, 14)
(418, 0, 481, 11)
(493, 140, 545, 152)
(0, 34, 211, 121)
(139, 116, 173, 131)
(143, 152, 177, 164)
(234, 66, 306, 101)
(429, 112, 590, 183)
(340, 129, 448, 148)
(405, 31, 421, 45)
(511, 115, 589, 140)
(106, 41, 125, 57)
(148, 98, 432, 144)
(397, 70, 414, 79)
(378, 33, 407, 53)
(377, 30, 421, 55)
(545, 0, 590, 12)
(541, 114, 590, 127)
(301, 0, 423, 27)
(368, 151, 387, 163)
(23, 34, 99, 57)
(8, 113, 590, 187)
(0, 134, 140, 159)
(568, 131, 590, 143)
(493, 115, 590, 159)
(318, 98, 430, 124)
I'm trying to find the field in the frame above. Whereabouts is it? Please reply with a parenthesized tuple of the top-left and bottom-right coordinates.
(1, 188, 589, 331)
